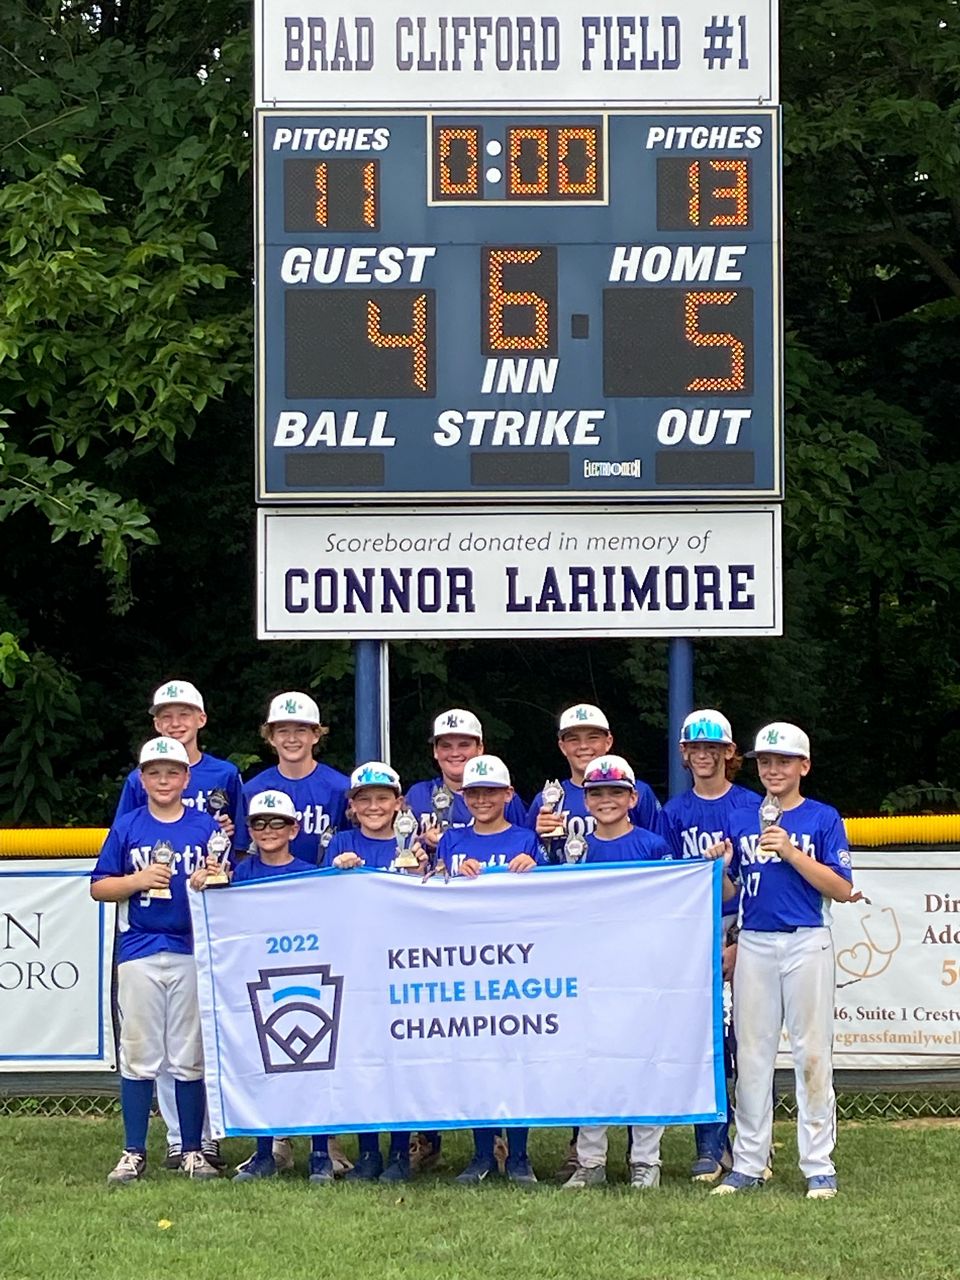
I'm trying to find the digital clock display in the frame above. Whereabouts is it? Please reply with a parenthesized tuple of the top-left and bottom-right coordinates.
(257, 108, 781, 502)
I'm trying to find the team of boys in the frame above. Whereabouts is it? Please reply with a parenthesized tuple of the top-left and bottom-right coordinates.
(92, 680, 855, 1200)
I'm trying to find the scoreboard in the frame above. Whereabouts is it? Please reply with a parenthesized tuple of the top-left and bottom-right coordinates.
(256, 107, 781, 503)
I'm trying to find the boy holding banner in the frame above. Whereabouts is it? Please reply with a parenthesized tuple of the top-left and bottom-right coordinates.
(561, 754, 678, 1190)
(191, 788, 337, 1185)
(436, 755, 539, 1185)
(92, 737, 221, 1184)
(326, 761, 426, 1183)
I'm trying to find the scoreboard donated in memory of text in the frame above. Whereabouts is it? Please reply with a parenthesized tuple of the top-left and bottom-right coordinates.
(256, 107, 781, 503)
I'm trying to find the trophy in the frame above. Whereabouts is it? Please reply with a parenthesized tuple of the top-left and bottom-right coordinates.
(431, 783, 454, 833)
(147, 840, 175, 899)
(204, 829, 231, 887)
(540, 779, 566, 837)
(562, 832, 588, 864)
(207, 787, 230, 823)
(422, 845, 450, 884)
(759, 793, 783, 831)
(394, 810, 420, 869)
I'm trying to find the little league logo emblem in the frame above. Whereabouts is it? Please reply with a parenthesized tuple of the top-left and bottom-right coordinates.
(248, 964, 343, 1073)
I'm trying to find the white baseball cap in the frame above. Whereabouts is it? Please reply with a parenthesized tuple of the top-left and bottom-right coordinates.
(150, 680, 204, 714)
(558, 704, 610, 735)
(680, 709, 734, 746)
(431, 708, 483, 741)
(139, 736, 190, 767)
(349, 761, 402, 795)
(267, 691, 321, 725)
(247, 789, 298, 821)
(582, 754, 636, 789)
(461, 754, 511, 789)
(747, 722, 811, 760)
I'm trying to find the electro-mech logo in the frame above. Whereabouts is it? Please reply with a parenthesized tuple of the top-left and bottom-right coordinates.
(584, 459, 643, 479)
(248, 964, 343, 1073)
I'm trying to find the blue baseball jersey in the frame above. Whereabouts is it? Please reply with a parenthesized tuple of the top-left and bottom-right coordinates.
(405, 777, 527, 833)
(92, 807, 219, 964)
(524, 777, 664, 844)
(728, 797, 852, 931)
(584, 827, 672, 864)
(232, 854, 317, 883)
(241, 762, 349, 865)
(325, 828, 411, 871)
(115, 752, 243, 829)
(437, 824, 539, 876)
(661, 783, 758, 916)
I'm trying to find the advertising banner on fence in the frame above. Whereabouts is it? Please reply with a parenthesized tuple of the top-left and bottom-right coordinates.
(258, 506, 782, 639)
(191, 861, 725, 1137)
(255, 0, 779, 107)
(778, 850, 960, 1071)
(0, 859, 116, 1071)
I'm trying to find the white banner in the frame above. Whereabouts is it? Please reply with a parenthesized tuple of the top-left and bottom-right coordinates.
(191, 862, 725, 1136)
(777, 851, 960, 1070)
(255, 1, 778, 107)
(0, 859, 116, 1071)
(258, 505, 782, 639)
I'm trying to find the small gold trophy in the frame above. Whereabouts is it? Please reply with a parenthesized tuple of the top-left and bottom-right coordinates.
(205, 829, 231, 887)
(541, 779, 566, 837)
(562, 832, 588, 864)
(394, 810, 420, 870)
(759, 793, 783, 831)
(148, 840, 175, 899)
(431, 783, 454, 832)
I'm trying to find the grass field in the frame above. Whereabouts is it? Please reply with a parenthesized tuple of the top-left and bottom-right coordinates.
(3, 1117, 958, 1280)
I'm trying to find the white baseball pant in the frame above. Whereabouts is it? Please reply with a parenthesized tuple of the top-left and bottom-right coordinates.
(732, 927, 837, 1178)
(577, 1124, 664, 1169)
(117, 952, 203, 1082)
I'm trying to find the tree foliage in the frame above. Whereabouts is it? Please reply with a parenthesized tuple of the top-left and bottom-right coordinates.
(0, 0, 958, 821)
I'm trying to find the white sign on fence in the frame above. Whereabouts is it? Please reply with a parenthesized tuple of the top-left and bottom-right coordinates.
(254, 0, 779, 107)
(191, 861, 725, 1136)
(777, 850, 960, 1071)
(0, 859, 116, 1072)
(257, 505, 782, 639)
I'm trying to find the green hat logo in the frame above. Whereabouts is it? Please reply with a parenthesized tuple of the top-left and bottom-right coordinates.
(764, 728, 780, 744)
(474, 760, 489, 775)
(284, 698, 299, 714)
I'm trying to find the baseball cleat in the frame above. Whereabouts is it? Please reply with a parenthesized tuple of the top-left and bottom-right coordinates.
(180, 1150, 220, 1179)
(344, 1150, 384, 1181)
(327, 1136, 353, 1174)
(711, 1170, 764, 1195)
(380, 1152, 411, 1183)
(690, 1152, 732, 1183)
(555, 1140, 580, 1181)
(232, 1154, 277, 1182)
(164, 1143, 182, 1170)
(806, 1174, 838, 1200)
(629, 1162, 661, 1190)
(505, 1155, 538, 1185)
(201, 1139, 225, 1169)
(308, 1153, 336, 1185)
(455, 1156, 499, 1185)
(561, 1164, 606, 1189)
(271, 1137, 295, 1171)
(107, 1149, 146, 1185)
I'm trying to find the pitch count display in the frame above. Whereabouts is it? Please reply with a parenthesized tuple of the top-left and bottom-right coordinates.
(257, 108, 780, 502)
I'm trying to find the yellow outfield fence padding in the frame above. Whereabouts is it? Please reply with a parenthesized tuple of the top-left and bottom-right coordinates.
(0, 828, 108, 858)
(0, 815, 956, 858)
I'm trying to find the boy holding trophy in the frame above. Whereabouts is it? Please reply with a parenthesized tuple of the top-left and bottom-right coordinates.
(710, 723, 854, 1200)
(91, 737, 221, 1183)
(326, 762, 426, 1182)
(191, 789, 339, 1185)
(436, 755, 540, 1186)
(114, 678, 241, 1170)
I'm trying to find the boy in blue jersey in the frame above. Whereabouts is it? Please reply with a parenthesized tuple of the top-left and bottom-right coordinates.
(662, 708, 758, 1183)
(526, 704, 663, 859)
(327, 762, 426, 1183)
(114, 679, 240, 1170)
(561, 754, 676, 1190)
(436, 755, 539, 1185)
(711, 723, 854, 1201)
(242, 692, 350, 865)
(191, 789, 336, 1185)
(91, 737, 221, 1184)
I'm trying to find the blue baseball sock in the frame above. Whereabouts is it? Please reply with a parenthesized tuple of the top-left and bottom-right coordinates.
(120, 1077, 154, 1152)
(388, 1132, 408, 1159)
(311, 1134, 329, 1155)
(359, 1131, 381, 1157)
(174, 1078, 205, 1153)
(508, 1128, 529, 1160)
(257, 1137, 274, 1160)
(472, 1128, 496, 1162)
